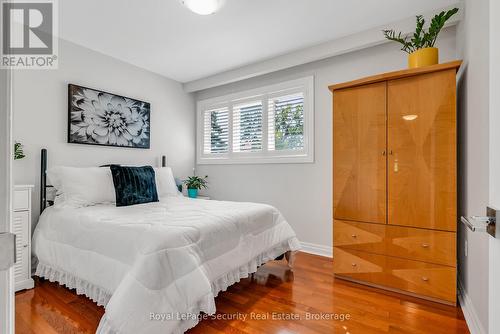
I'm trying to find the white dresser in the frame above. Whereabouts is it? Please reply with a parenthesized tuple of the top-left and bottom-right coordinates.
(13, 185, 34, 291)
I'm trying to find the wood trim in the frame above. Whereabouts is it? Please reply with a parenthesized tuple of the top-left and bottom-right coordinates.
(328, 60, 462, 91)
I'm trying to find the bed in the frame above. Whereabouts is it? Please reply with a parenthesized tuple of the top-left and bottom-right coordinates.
(32, 150, 300, 334)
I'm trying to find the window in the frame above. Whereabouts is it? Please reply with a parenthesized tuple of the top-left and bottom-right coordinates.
(203, 106, 229, 154)
(268, 92, 305, 151)
(197, 77, 314, 164)
(233, 101, 262, 152)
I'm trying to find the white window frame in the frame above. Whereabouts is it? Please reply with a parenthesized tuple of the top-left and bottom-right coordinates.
(196, 76, 314, 164)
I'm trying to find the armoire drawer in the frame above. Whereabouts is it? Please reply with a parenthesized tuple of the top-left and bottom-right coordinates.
(334, 220, 456, 266)
(333, 247, 456, 303)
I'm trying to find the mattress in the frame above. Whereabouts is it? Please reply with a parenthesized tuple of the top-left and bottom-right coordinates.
(32, 196, 300, 333)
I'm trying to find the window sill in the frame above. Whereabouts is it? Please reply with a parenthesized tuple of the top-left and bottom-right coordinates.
(197, 154, 314, 165)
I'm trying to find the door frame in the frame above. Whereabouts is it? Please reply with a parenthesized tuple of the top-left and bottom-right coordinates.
(0, 65, 14, 333)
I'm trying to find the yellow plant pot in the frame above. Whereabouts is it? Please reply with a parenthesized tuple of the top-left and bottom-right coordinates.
(408, 47, 439, 68)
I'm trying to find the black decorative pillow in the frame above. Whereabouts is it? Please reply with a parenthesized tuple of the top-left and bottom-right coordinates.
(110, 165, 159, 207)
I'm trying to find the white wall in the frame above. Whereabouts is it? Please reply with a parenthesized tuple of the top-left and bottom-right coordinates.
(12, 39, 195, 227)
(194, 27, 457, 250)
(456, 0, 490, 331)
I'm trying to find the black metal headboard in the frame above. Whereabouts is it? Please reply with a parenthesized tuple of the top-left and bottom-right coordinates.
(39, 149, 167, 215)
(40, 148, 49, 215)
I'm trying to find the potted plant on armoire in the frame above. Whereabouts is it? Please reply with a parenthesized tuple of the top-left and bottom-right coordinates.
(383, 8, 459, 68)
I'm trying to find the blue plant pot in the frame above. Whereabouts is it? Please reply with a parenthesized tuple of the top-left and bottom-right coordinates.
(187, 188, 198, 198)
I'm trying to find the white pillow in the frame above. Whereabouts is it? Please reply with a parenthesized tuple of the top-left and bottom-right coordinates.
(154, 167, 181, 198)
(47, 166, 116, 208)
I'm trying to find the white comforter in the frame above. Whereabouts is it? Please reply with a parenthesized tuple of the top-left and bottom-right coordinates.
(32, 196, 300, 334)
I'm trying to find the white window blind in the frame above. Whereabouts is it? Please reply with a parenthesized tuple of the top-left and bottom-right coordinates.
(233, 101, 263, 152)
(197, 76, 314, 164)
(203, 106, 229, 154)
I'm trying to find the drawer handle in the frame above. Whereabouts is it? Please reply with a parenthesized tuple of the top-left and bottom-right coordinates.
(421, 276, 429, 282)
(351, 234, 357, 238)
(421, 243, 429, 248)
(351, 263, 357, 267)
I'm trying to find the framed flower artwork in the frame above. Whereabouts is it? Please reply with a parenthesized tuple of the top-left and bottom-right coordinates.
(68, 84, 151, 149)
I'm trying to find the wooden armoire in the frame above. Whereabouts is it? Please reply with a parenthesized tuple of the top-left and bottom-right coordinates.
(330, 61, 461, 305)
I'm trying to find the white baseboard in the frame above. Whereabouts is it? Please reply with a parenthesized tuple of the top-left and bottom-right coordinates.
(15, 278, 34, 292)
(299, 242, 332, 258)
(458, 280, 487, 334)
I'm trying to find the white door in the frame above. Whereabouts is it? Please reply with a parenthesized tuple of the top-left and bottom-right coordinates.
(0, 67, 14, 333)
(489, 1, 500, 333)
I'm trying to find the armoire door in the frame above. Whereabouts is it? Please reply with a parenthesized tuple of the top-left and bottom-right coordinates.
(387, 70, 457, 231)
(333, 82, 387, 224)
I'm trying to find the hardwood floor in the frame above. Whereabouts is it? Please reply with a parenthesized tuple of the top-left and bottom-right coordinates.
(15, 252, 470, 333)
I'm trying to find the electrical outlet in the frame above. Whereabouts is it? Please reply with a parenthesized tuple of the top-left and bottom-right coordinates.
(465, 239, 468, 257)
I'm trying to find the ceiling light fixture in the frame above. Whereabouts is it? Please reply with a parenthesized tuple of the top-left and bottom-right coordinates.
(181, 0, 225, 15)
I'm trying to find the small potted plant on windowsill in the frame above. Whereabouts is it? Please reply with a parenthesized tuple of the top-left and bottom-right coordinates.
(183, 173, 208, 199)
(383, 7, 459, 68)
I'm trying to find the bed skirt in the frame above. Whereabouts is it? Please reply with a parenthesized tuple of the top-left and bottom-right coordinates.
(210, 238, 299, 297)
(96, 237, 299, 334)
(36, 262, 113, 306)
(35, 237, 299, 334)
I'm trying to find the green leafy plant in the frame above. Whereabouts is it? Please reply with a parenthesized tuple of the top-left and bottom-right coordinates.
(183, 175, 208, 190)
(14, 142, 25, 160)
(383, 8, 459, 54)
(275, 103, 304, 150)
